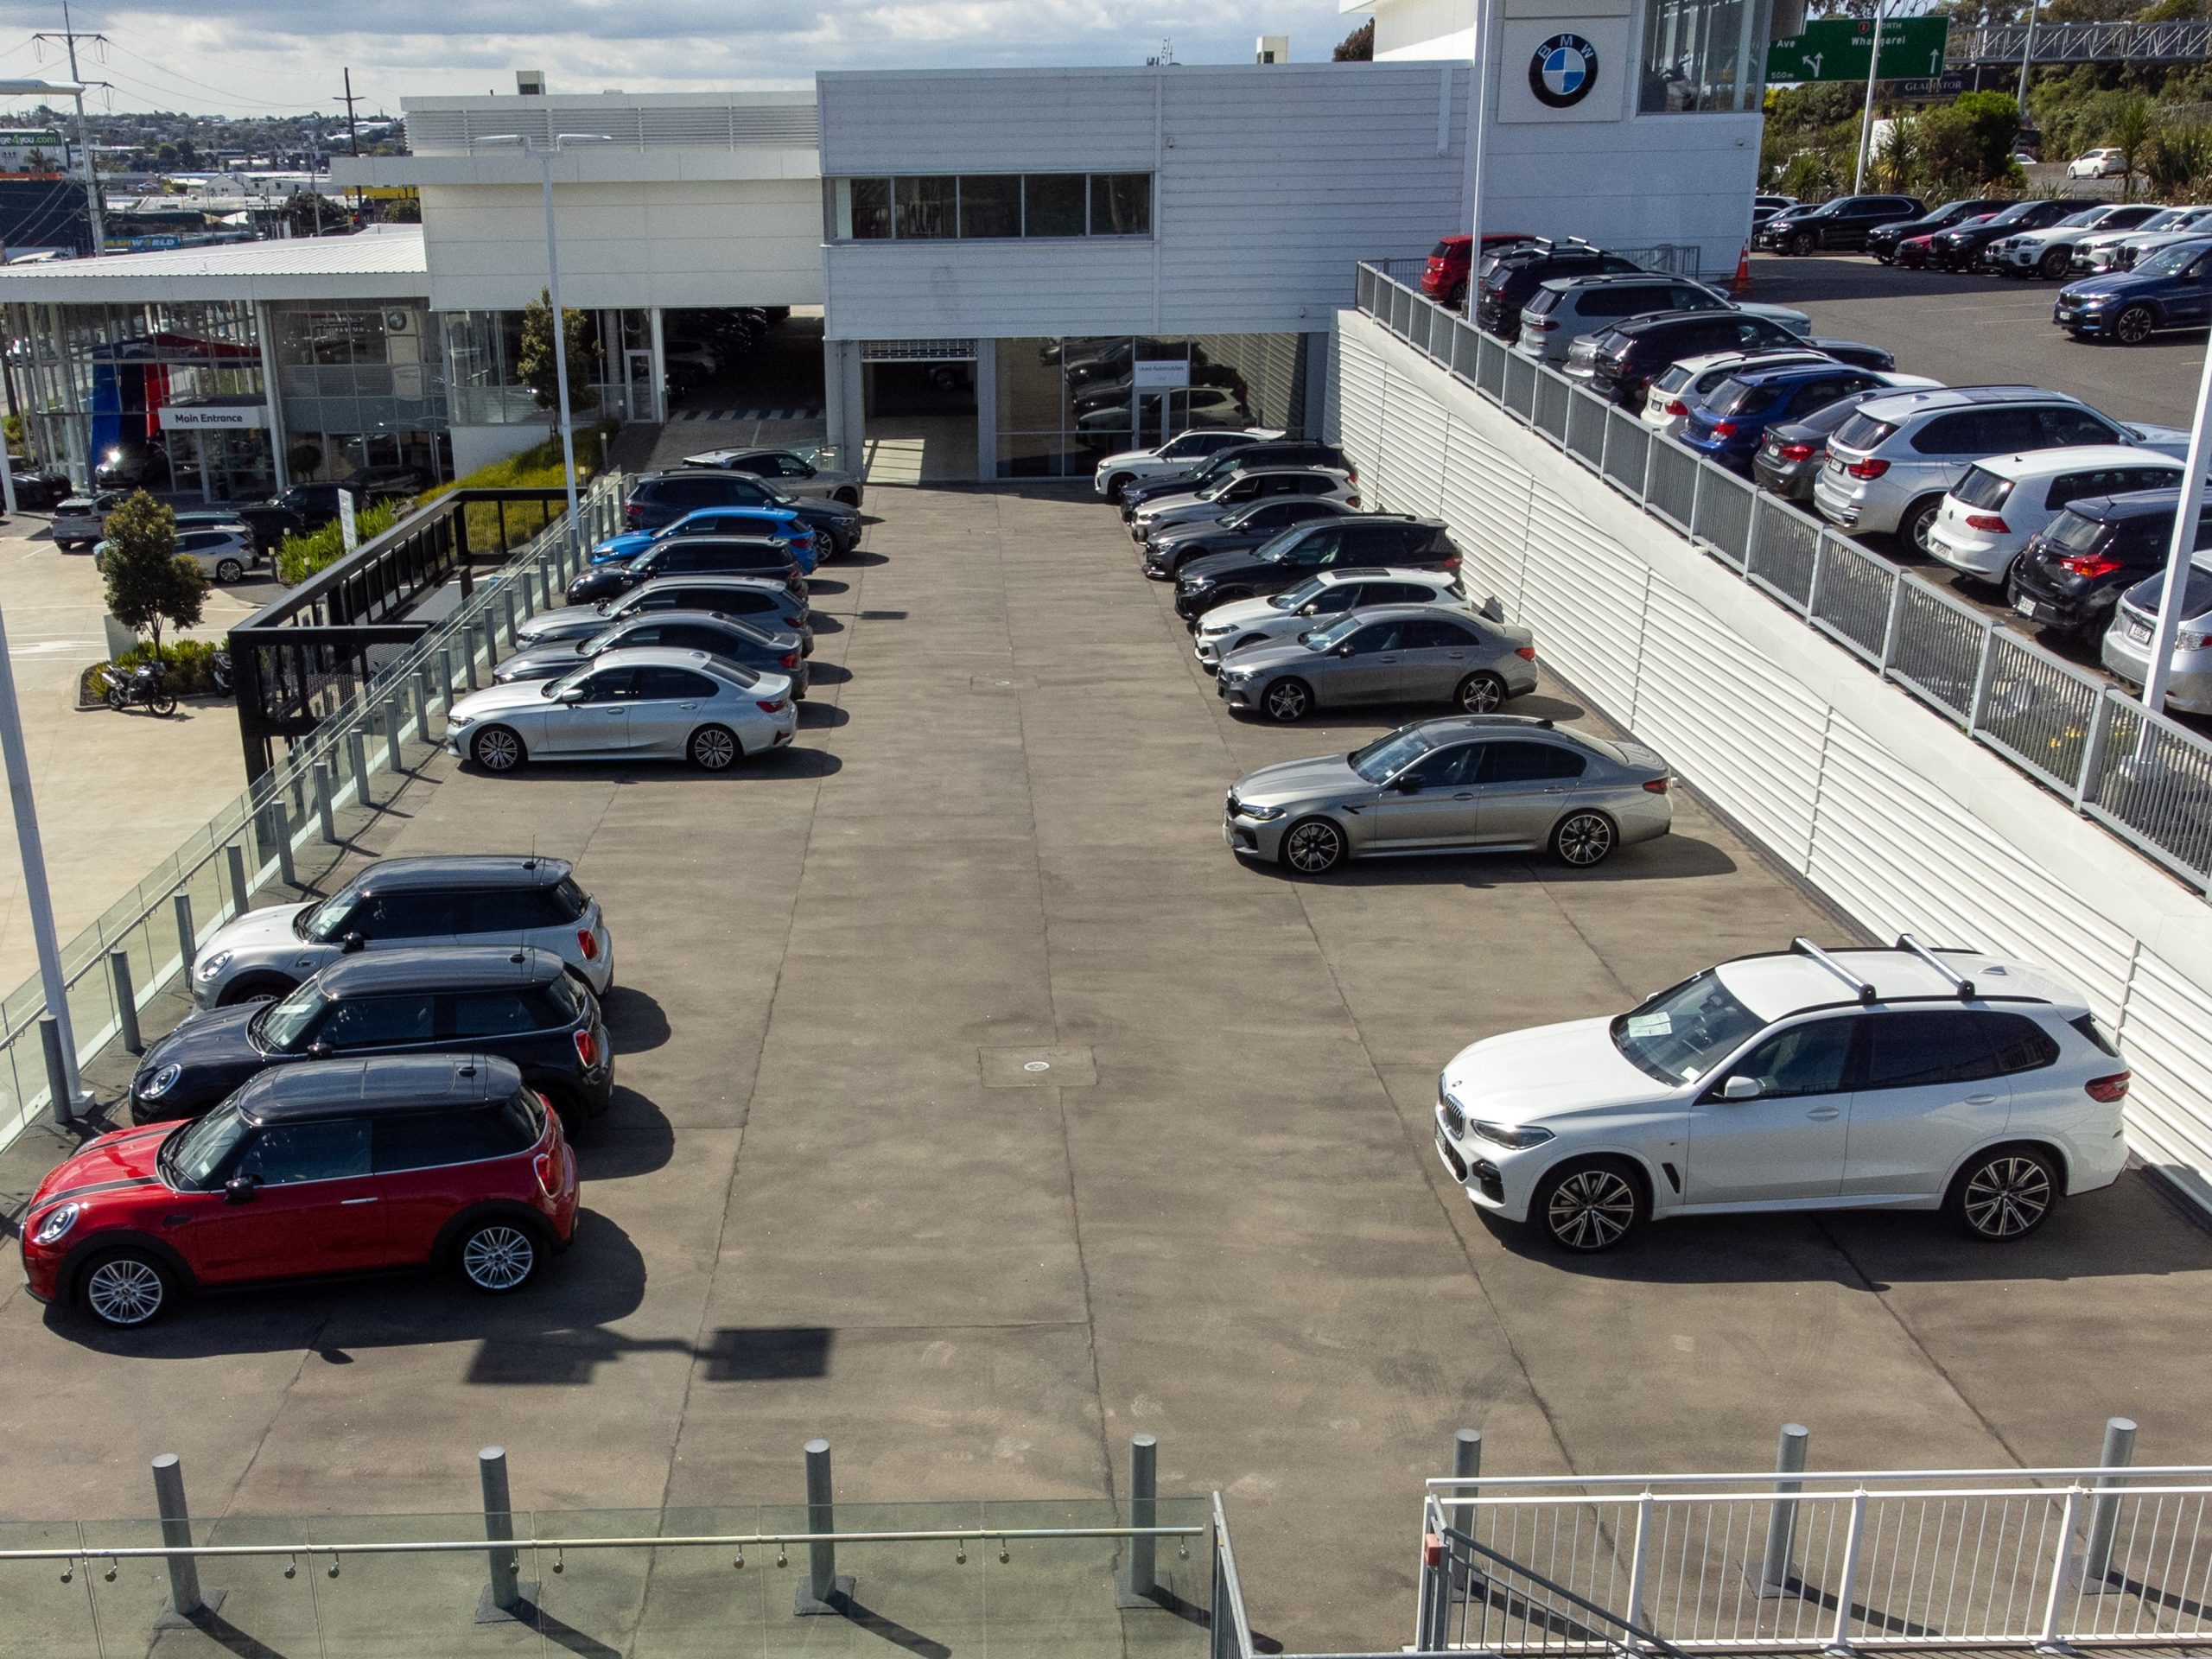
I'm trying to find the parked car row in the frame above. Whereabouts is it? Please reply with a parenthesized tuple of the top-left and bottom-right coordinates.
(22, 854, 618, 1326)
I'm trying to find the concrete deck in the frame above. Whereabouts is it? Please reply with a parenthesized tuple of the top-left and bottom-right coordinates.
(1, 485, 2209, 1655)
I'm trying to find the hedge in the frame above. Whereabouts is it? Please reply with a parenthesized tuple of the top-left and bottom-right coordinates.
(80, 638, 227, 702)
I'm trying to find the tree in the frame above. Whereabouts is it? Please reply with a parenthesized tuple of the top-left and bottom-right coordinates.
(518, 289, 600, 416)
(101, 491, 207, 658)
(1919, 91, 2021, 189)
(2110, 95, 2155, 199)
(1875, 115, 1922, 192)
(1333, 19, 1375, 60)
(377, 194, 422, 224)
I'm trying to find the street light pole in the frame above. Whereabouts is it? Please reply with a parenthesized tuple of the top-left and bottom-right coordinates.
(1853, 3, 1887, 194)
(1462, 0, 1502, 319)
(2015, 0, 2041, 127)
(2141, 334, 2212, 718)
(0, 600, 87, 1115)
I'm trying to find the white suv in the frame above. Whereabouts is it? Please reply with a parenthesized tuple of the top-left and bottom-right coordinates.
(1813, 385, 2186, 550)
(1433, 938, 2131, 1253)
(1092, 428, 1281, 499)
(1192, 567, 1481, 670)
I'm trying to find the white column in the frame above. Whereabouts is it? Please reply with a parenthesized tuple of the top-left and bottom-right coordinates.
(973, 339, 998, 483)
(648, 306, 668, 424)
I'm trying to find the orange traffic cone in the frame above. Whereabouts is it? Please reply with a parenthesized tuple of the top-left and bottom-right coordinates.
(1730, 238, 1753, 295)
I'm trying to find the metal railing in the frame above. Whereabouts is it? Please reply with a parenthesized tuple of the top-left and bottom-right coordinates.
(0, 475, 623, 1159)
(1418, 1462, 2212, 1654)
(1353, 261, 2212, 899)
(1949, 19, 2212, 65)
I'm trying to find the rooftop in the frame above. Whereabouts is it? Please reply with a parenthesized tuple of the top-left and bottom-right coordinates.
(0, 225, 427, 302)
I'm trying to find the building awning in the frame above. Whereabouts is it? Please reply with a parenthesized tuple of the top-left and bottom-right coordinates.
(0, 225, 429, 304)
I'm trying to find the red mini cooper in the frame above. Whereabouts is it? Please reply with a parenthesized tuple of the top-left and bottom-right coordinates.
(22, 1054, 578, 1328)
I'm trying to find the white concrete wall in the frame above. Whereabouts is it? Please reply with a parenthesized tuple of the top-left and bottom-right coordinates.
(1365, 0, 1480, 59)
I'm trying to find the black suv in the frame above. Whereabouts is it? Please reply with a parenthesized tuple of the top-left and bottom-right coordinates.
(1116, 442, 1351, 517)
(1757, 194, 1925, 255)
(625, 470, 862, 553)
(1474, 244, 1643, 339)
(1583, 311, 1817, 409)
(1173, 517, 1460, 620)
(1866, 199, 2012, 264)
(566, 535, 806, 606)
(2010, 487, 2212, 643)
(272, 481, 367, 532)
(132, 945, 613, 1129)
(1141, 498, 1359, 578)
(1929, 200, 2075, 270)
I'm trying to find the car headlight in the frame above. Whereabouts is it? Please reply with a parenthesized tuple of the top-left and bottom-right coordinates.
(30, 1201, 79, 1246)
(1201, 621, 1236, 636)
(1184, 577, 1215, 592)
(1239, 803, 1285, 821)
(137, 1062, 181, 1099)
(448, 711, 473, 729)
(195, 950, 232, 981)
(1470, 1121, 1556, 1150)
(1219, 667, 1252, 683)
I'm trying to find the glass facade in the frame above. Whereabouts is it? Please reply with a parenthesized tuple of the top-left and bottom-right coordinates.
(439, 308, 631, 425)
(1639, 0, 1765, 113)
(995, 333, 1309, 479)
(268, 301, 449, 486)
(830, 175, 1152, 241)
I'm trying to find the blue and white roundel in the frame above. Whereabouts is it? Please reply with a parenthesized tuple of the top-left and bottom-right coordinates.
(1529, 34, 1599, 109)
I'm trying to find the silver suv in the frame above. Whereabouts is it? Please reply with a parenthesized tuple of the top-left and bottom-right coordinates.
(190, 855, 613, 1007)
(1515, 273, 1809, 365)
(1813, 385, 2188, 550)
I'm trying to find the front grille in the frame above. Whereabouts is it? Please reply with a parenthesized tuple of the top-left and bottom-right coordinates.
(1440, 1090, 1466, 1139)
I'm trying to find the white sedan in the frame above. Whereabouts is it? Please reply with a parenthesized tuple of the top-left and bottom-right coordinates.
(1433, 938, 2128, 1252)
(445, 645, 796, 772)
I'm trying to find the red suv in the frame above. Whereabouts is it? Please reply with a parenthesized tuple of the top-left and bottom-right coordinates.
(22, 1054, 578, 1328)
(1420, 232, 1538, 308)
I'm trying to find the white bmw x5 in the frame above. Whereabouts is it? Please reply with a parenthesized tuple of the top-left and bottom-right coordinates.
(1434, 938, 2130, 1252)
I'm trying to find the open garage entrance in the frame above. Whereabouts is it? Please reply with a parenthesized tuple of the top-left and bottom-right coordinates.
(659, 306, 827, 423)
(859, 339, 978, 482)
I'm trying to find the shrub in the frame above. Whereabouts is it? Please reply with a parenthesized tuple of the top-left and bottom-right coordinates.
(275, 498, 399, 585)
(416, 423, 617, 560)
(81, 638, 225, 702)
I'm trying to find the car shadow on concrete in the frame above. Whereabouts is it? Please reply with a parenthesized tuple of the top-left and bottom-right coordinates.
(1478, 1170, 2210, 1287)
(1243, 835, 1738, 890)
(454, 750, 844, 783)
(42, 1207, 651, 1358)
(807, 576, 850, 598)
(601, 986, 670, 1053)
(796, 702, 849, 731)
(575, 1087, 675, 1182)
(837, 548, 889, 567)
(804, 661, 853, 686)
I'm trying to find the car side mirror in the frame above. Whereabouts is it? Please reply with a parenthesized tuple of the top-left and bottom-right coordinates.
(557, 685, 588, 703)
(340, 931, 365, 954)
(1391, 774, 1422, 793)
(1335, 645, 1355, 658)
(1299, 604, 1319, 616)
(224, 1174, 259, 1205)
(308, 1040, 334, 1060)
(1721, 1076, 1764, 1102)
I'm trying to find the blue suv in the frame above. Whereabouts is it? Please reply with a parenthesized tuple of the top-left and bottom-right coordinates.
(591, 505, 818, 572)
(2055, 237, 2212, 345)
(1677, 361, 1897, 474)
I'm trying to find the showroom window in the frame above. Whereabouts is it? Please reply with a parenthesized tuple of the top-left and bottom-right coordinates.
(830, 174, 1153, 240)
(1639, 0, 1764, 113)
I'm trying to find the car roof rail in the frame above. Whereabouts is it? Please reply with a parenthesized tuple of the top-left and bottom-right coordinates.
(1894, 933, 1977, 999)
(1790, 937, 1878, 1003)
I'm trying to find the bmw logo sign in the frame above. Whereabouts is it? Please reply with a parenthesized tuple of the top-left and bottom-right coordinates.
(1529, 33, 1599, 109)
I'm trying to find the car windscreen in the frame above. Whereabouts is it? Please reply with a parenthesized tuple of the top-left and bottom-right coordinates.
(1430, 239, 1456, 258)
(2134, 239, 2210, 277)
(1217, 502, 1264, 529)
(1832, 412, 1897, 451)
(2136, 211, 2190, 232)
(299, 880, 366, 942)
(1351, 726, 1436, 783)
(2056, 208, 2107, 228)
(2042, 511, 2109, 555)
(701, 659, 763, 690)
(2123, 563, 2212, 617)
(257, 982, 324, 1052)
(1952, 467, 2014, 510)
(162, 1100, 252, 1189)
(1987, 201, 2047, 226)
(1611, 969, 1765, 1085)
(1706, 378, 1780, 418)
(1305, 614, 1365, 651)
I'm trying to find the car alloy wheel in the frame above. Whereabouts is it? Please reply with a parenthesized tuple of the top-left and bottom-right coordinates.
(215, 557, 244, 582)
(460, 1224, 538, 1292)
(83, 1253, 169, 1326)
(1903, 497, 1944, 555)
(2039, 248, 2072, 280)
(473, 727, 524, 772)
(1552, 811, 1615, 868)
(1955, 1150, 2056, 1240)
(2113, 305, 2154, 346)
(1788, 230, 1815, 257)
(1262, 679, 1311, 722)
(1542, 1165, 1639, 1251)
(1281, 816, 1345, 875)
(690, 725, 740, 770)
(1458, 671, 1508, 714)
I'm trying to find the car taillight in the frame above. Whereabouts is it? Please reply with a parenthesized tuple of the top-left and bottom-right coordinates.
(574, 1027, 600, 1068)
(1529, 318, 1558, 331)
(1643, 778, 1670, 793)
(1442, 553, 1461, 570)
(1515, 645, 1537, 660)
(2059, 554, 2122, 579)
(1346, 494, 1360, 506)
(1844, 457, 1890, 480)
(624, 504, 644, 524)
(757, 698, 789, 713)
(1779, 442, 1815, 462)
(1710, 422, 1737, 439)
(2086, 1071, 2131, 1103)
(533, 1150, 558, 1196)
(1965, 514, 2010, 533)
(1663, 399, 1687, 417)
(576, 927, 599, 962)
(780, 652, 798, 669)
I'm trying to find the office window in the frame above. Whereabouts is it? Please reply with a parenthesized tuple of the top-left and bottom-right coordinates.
(1090, 174, 1152, 235)
(847, 177, 893, 239)
(1024, 174, 1086, 237)
(895, 176, 957, 238)
(959, 175, 1020, 238)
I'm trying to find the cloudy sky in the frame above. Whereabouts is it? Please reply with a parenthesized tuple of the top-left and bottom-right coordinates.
(0, 0, 1368, 118)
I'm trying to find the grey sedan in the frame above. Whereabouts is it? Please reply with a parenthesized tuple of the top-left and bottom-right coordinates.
(1214, 606, 1537, 722)
(682, 446, 864, 507)
(493, 608, 810, 696)
(1224, 716, 1674, 875)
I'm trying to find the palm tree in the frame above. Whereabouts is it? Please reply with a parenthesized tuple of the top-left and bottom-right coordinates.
(2112, 97, 2155, 201)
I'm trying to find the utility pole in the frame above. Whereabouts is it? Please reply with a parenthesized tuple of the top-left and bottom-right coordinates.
(335, 68, 364, 226)
(2015, 0, 2042, 129)
(30, 3, 108, 255)
(1853, 2, 1888, 194)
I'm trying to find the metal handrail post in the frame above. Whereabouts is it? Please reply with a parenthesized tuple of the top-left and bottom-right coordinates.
(2081, 1417, 2137, 1592)
(2037, 1486, 2085, 1652)
(225, 843, 249, 919)
(1967, 621, 2000, 733)
(2073, 688, 2115, 810)
(1826, 1490, 1868, 1656)
(795, 1437, 851, 1614)
(109, 950, 141, 1053)
(1120, 1433, 1160, 1605)
(1758, 1424, 1809, 1595)
(1624, 1492, 1656, 1653)
(475, 1446, 526, 1622)
(151, 1453, 213, 1623)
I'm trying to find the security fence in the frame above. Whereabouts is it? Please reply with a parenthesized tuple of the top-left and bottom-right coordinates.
(1353, 262, 2212, 899)
(0, 476, 622, 1157)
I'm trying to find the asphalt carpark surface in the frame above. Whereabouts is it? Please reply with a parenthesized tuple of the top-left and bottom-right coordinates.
(1745, 251, 2212, 728)
(2, 486, 2211, 1650)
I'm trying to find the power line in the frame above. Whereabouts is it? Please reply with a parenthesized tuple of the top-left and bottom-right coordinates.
(96, 39, 327, 111)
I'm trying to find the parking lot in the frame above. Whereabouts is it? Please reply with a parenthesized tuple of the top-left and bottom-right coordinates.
(3, 485, 2212, 1651)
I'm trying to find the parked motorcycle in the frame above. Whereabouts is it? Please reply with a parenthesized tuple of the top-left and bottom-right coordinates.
(209, 648, 233, 697)
(99, 658, 178, 717)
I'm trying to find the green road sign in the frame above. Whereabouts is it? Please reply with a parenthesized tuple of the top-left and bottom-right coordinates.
(1766, 16, 1951, 85)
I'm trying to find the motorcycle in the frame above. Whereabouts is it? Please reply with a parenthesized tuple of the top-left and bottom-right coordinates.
(209, 648, 233, 697)
(99, 658, 178, 717)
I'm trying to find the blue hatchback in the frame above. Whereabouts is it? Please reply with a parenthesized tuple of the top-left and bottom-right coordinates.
(2055, 237, 2212, 345)
(1677, 360, 1896, 474)
(591, 505, 818, 571)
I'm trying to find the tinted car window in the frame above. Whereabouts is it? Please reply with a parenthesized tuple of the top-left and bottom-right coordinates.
(317, 992, 436, 1047)
(1860, 1010, 2005, 1088)
(636, 666, 718, 699)
(1404, 618, 1478, 648)
(582, 666, 642, 700)
(1405, 744, 1484, 789)
(1912, 411, 1999, 455)
(1344, 622, 1404, 652)
(236, 1119, 373, 1185)
(445, 989, 543, 1038)
(348, 891, 454, 942)
(459, 887, 563, 935)
(2037, 406, 2123, 448)
(1584, 285, 1670, 317)
(372, 1107, 538, 1173)
(1478, 742, 1586, 783)
(1979, 1012, 2061, 1074)
(1725, 1017, 1857, 1100)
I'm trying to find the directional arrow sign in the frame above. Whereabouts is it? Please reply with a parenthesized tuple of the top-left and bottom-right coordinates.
(1767, 16, 1951, 84)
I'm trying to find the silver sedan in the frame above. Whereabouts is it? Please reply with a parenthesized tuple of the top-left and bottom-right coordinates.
(445, 646, 797, 772)
(1223, 716, 1674, 875)
(682, 446, 864, 507)
(1215, 605, 1537, 722)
